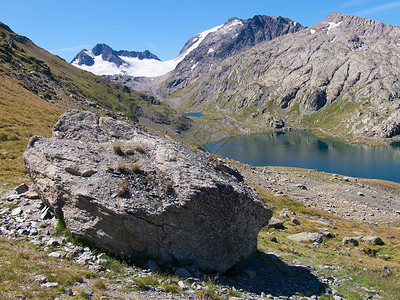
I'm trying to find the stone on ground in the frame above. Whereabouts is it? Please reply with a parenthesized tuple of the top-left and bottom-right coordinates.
(23, 110, 272, 273)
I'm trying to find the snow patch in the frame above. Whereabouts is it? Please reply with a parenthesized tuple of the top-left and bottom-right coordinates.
(224, 19, 243, 29)
(310, 29, 316, 34)
(327, 21, 342, 34)
(72, 23, 224, 77)
(208, 48, 215, 54)
(84, 50, 95, 58)
(191, 62, 199, 71)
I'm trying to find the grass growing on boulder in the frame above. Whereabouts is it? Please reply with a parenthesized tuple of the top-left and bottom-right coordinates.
(131, 163, 141, 174)
(113, 143, 125, 156)
(116, 180, 129, 197)
(134, 146, 146, 153)
(117, 164, 129, 174)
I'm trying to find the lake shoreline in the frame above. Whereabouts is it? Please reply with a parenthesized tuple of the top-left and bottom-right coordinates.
(204, 130, 400, 183)
(234, 162, 400, 227)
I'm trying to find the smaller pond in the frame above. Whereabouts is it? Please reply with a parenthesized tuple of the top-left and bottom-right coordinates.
(181, 112, 204, 118)
(204, 131, 400, 183)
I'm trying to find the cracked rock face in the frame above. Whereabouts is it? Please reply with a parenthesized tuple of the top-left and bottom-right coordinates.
(23, 110, 272, 272)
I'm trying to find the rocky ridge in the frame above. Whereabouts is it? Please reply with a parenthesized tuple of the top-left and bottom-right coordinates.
(159, 15, 305, 97)
(72, 44, 160, 68)
(89, 15, 304, 95)
(23, 110, 272, 273)
(160, 12, 400, 141)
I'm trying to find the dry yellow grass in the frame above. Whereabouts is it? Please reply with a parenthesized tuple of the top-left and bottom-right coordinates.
(0, 73, 64, 192)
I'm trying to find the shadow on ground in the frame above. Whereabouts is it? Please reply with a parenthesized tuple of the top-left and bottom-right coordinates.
(219, 251, 324, 297)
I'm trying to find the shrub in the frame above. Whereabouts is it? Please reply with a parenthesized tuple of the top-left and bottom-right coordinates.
(117, 165, 129, 174)
(131, 164, 141, 174)
(125, 149, 135, 155)
(116, 180, 129, 197)
(113, 144, 124, 156)
(134, 146, 145, 153)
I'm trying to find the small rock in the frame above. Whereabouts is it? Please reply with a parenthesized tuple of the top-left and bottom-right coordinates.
(267, 217, 285, 229)
(363, 236, 384, 245)
(7, 194, 21, 201)
(23, 191, 40, 199)
(40, 207, 52, 220)
(296, 184, 307, 190)
(317, 228, 332, 237)
(64, 288, 73, 296)
(175, 267, 191, 278)
(33, 275, 47, 283)
(46, 239, 60, 247)
(342, 237, 359, 246)
(83, 289, 94, 296)
(15, 183, 29, 194)
(77, 257, 90, 265)
(41, 282, 58, 288)
(357, 192, 365, 197)
(48, 251, 66, 258)
(11, 207, 23, 216)
(145, 260, 160, 272)
(178, 280, 188, 290)
(80, 251, 96, 261)
(287, 232, 323, 243)
(97, 258, 110, 265)
(291, 217, 300, 225)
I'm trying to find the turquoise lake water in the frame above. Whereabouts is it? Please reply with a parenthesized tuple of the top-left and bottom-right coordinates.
(181, 112, 204, 118)
(204, 131, 400, 183)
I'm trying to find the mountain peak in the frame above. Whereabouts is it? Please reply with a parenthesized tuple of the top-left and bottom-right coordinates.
(318, 11, 400, 38)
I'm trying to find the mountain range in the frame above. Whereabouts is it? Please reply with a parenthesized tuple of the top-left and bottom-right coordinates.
(72, 12, 400, 143)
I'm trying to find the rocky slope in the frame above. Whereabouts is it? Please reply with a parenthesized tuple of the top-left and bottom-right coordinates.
(160, 12, 400, 142)
(158, 15, 305, 97)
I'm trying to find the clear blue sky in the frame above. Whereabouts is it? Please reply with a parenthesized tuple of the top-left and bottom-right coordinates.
(1, 0, 400, 62)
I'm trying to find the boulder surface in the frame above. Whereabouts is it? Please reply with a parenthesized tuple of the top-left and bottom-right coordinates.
(23, 110, 272, 272)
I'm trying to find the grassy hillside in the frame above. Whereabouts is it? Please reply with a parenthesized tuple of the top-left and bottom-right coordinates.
(0, 21, 204, 192)
(0, 73, 63, 192)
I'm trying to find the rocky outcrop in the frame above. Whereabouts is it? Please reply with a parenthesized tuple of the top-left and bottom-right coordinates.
(23, 110, 272, 273)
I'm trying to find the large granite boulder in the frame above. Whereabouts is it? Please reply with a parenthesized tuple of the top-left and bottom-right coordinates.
(23, 110, 272, 273)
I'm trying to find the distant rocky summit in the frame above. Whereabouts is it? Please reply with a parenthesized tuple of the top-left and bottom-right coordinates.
(72, 43, 160, 67)
(23, 110, 272, 272)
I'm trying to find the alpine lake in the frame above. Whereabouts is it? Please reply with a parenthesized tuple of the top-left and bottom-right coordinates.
(204, 131, 400, 183)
